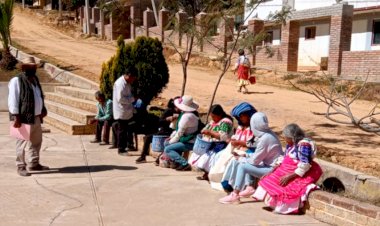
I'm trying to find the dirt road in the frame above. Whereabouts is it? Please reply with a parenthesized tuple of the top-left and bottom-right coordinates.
(11, 10, 380, 175)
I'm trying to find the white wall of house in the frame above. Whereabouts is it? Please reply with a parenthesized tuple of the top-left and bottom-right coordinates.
(245, 0, 380, 23)
(298, 22, 330, 68)
(351, 13, 380, 51)
(351, 19, 372, 51)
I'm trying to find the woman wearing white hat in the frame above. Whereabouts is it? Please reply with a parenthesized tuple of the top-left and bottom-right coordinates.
(164, 95, 200, 171)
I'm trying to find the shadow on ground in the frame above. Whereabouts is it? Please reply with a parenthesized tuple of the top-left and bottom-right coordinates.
(31, 165, 138, 174)
(245, 91, 274, 95)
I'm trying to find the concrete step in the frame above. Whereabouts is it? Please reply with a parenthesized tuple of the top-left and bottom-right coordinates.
(55, 86, 96, 102)
(45, 100, 95, 124)
(45, 92, 97, 114)
(44, 112, 96, 135)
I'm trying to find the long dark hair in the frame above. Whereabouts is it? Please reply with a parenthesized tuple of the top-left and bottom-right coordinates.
(167, 96, 180, 110)
(210, 104, 233, 122)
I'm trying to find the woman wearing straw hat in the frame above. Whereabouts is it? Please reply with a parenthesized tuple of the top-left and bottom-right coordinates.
(164, 95, 200, 171)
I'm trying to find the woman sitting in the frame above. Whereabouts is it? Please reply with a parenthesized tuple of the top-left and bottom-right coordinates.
(219, 112, 283, 204)
(189, 104, 234, 181)
(208, 102, 257, 190)
(252, 123, 323, 214)
(164, 95, 199, 171)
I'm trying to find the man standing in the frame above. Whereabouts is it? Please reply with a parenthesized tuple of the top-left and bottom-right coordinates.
(112, 69, 137, 156)
(8, 57, 49, 176)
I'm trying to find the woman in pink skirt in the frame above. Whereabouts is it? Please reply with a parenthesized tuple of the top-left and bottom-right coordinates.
(253, 123, 323, 214)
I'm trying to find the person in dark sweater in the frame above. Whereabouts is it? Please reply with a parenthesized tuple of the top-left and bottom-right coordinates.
(135, 97, 180, 164)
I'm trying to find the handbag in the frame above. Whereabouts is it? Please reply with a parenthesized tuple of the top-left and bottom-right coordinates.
(249, 76, 256, 84)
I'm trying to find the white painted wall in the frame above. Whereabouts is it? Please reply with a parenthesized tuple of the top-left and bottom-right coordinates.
(298, 23, 330, 67)
(0, 83, 9, 112)
(244, 0, 380, 23)
(351, 19, 371, 51)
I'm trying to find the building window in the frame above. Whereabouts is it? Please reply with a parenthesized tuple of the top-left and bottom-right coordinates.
(305, 27, 316, 40)
(265, 31, 273, 45)
(373, 20, 380, 45)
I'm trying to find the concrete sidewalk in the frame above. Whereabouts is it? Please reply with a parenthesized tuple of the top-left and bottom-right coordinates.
(0, 113, 328, 226)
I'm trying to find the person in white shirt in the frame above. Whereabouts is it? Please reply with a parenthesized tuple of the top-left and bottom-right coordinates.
(8, 57, 49, 177)
(112, 69, 137, 155)
(164, 95, 200, 171)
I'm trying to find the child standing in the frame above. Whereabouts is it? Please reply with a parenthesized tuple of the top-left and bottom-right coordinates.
(234, 49, 251, 94)
(89, 91, 113, 145)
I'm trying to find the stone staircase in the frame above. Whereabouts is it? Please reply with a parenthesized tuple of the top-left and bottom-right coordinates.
(44, 86, 97, 135)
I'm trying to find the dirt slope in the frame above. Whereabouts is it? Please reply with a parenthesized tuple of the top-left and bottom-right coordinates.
(11, 9, 380, 176)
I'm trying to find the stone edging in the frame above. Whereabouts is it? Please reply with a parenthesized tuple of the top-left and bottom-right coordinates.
(9, 46, 99, 90)
(308, 190, 380, 226)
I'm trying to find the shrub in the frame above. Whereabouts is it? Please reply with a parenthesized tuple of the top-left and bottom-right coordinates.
(100, 36, 169, 104)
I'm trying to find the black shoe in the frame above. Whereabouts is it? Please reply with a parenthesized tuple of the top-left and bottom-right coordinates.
(90, 139, 101, 143)
(118, 151, 129, 156)
(17, 167, 31, 176)
(99, 142, 110, 145)
(109, 145, 117, 149)
(28, 164, 50, 171)
(135, 156, 147, 164)
(176, 164, 191, 171)
(128, 145, 137, 151)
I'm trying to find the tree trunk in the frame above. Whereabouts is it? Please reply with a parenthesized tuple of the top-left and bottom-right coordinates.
(206, 60, 229, 123)
(181, 62, 187, 96)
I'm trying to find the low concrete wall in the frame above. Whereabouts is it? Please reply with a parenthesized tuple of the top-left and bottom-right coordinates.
(0, 82, 69, 112)
(0, 82, 8, 112)
(9, 46, 98, 90)
(317, 159, 380, 204)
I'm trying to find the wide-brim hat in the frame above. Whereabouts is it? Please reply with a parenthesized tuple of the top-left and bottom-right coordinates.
(174, 95, 199, 112)
(21, 57, 37, 69)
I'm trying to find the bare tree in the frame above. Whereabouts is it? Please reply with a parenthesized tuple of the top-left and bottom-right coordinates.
(287, 72, 380, 135)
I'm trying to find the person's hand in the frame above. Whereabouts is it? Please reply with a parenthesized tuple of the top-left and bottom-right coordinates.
(13, 116, 21, 128)
(279, 173, 297, 186)
(230, 139, 239, 147)
(202, 129, 211, 136)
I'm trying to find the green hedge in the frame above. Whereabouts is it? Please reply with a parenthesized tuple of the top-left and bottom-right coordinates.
(100, 36, 169, 104)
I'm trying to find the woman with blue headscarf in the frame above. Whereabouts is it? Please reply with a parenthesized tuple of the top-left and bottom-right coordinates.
(208, 102, 257, 190)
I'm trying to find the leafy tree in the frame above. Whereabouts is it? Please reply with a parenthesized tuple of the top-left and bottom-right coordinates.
(0, 0, 17, 70)
(100, 36, 169, 104)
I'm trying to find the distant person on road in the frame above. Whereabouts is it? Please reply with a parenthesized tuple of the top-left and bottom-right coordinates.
(89, 91, 113, 145)
(234, 49, 251, 94)
(112, 69, 137, 156)
(252, 124, 323, 214)
(8, 57, 49, 176)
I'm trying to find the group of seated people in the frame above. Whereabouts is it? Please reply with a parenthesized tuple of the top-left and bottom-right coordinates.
(91, 92, 323, 215)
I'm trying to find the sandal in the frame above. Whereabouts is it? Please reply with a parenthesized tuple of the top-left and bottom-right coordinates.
(196, 174, 209, 181)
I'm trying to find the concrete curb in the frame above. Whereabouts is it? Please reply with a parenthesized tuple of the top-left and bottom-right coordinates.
(316, 159, 380, 203)
(9, 46, 99, 90)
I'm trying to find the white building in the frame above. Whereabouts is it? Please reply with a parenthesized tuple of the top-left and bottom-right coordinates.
(245, 0, 380, 72)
